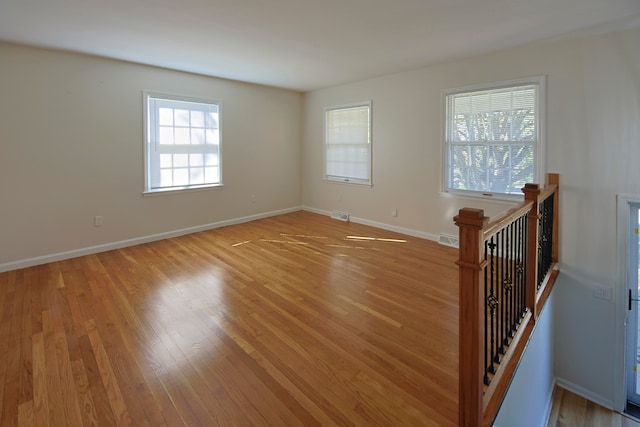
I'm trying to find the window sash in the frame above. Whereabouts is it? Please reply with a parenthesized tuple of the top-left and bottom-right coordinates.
(324, 102, 372, 184)
(145, 93, 221, 191)
(444, 79, 542, 196)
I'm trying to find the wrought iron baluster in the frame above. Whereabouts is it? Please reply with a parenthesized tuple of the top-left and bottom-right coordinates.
(504, 222, 513, 345)
(517, 214, 524, 318)
(514, 218, 520, 321)
(487, 237, 499, 376)
(520, 215, 525, 314)
(484, 241, 490, 386)
(499, 229, 505, 353)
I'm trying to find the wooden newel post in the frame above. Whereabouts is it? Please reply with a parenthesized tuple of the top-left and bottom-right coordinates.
(455, 208, 489, 427)
(522, 183, 541, 320)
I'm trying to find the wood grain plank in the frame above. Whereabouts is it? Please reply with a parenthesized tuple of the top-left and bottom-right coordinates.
(85, 319, 133, 426)
(70, 359, 100, 427)
(17, 400, 33, 427)
(42, 309, 67, 427)
(77, 332, 119, 426)
(31, 332, 49, 427)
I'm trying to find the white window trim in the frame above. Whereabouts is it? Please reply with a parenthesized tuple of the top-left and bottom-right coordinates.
(323, 101, 373, 187)
(442, 76, 546, 201)
(143, 91, 223, 195)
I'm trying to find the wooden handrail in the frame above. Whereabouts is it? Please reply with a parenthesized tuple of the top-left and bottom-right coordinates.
(456, 173, 560, 427)
(482, 201, 533, 241)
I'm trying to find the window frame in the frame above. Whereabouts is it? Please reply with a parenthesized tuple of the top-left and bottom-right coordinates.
(442, 76, 545, 200)
(143, 91, 222, 194)
(323, 101, 373, 187)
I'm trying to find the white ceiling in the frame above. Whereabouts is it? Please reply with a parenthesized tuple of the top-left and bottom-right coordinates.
(1, 0, 639, 92)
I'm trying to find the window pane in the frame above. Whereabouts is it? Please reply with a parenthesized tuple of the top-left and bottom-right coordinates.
(450, 144, 488, 192)
(190, 111, 204, 127)
(159, 127, 174, 145)
(206, 129, 219, 144)
(174, 169, 188, 186)
(205, 167, 219, 183)
(191, 128, 205, 145)
(175, 128, 190, 145)
(206, 112, 219, 128)
(159, 108, 173, 126)
(190, 168, 204, 185)
(174, 154, 188, 168)
(510, 144, 535, 189)
(175, 109, 190, 127)
(160, 154, 172, 168)
(160, 169, 173, 187)
(190, 154, 203, 167)
(515, 111, 536, 141)
(204, 153, 218, 166)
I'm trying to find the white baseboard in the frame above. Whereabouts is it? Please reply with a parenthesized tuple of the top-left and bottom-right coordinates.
(0, 206, 302, 273)
(302, 206, 438, 241)
(555, 377, 614, 410)
(2, 206, 439, 273)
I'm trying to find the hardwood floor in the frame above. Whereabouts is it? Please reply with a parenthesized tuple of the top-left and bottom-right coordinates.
(0, 211, 461, 426)
(547, 387, 640, 427)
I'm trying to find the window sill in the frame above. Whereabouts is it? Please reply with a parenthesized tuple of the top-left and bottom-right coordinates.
(323, 178, 372, 188)
(441, 189, 523, 204)
(143, 184, 224, 197)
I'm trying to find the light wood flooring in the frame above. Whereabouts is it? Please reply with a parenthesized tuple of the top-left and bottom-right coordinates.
(547, 386, 640, 427)
(0, 211, 461, 426)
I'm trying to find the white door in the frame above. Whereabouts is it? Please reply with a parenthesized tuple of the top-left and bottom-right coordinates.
(625, 203, 640, 410)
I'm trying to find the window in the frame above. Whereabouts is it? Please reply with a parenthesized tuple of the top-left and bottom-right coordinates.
(324, 102, 372, 185)
(444, 77, 544, 197)
(144, 93, 221, 193)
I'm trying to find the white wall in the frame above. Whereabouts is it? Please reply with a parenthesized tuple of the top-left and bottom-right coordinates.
(302, 26, 640, 413)
(0, 43, 303, 268)
(494, 289, 556, 427)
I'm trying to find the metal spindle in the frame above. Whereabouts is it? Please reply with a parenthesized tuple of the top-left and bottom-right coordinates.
(487, 238, 498, 376)
(517, 216, 523, 317)
(505, 226, 513, 338)
(518, 214, 525, 317)
(500, 229, 506, 353)
(484, 241, 490, 386)
(503, 225, 511, 348)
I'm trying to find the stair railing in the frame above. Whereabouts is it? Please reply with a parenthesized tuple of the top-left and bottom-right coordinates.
(455, 173, 559, 426)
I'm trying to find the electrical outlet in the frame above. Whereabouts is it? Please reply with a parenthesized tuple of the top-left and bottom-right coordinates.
(593, 286, 612, 301)
(94, 216, 103, 227)
(392, 208, 398, 217)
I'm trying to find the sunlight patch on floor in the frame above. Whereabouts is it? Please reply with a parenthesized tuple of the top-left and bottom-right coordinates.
(346, 235, 407, 243)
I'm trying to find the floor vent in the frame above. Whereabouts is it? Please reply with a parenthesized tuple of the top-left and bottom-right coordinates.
(330, 210, 350, 222)
(438, 233, 459, 248)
